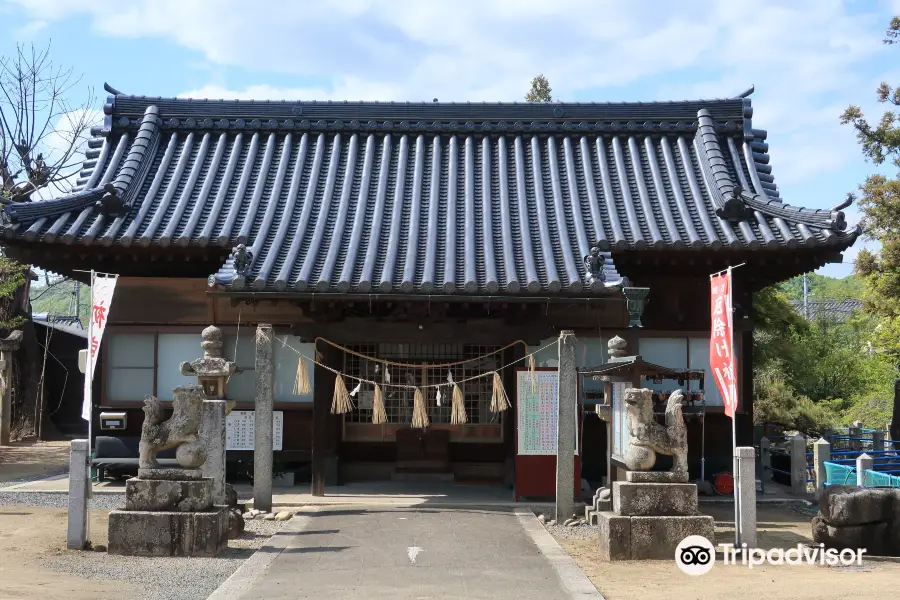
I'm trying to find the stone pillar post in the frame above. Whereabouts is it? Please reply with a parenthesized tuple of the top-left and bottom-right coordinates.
(813, 437, 830, 499)
(201, 400, 227, 505)
(790, 433, 807, 495)
(850, 424, 862, 452)
(856, 453, 873, 487)
(0, 331, 23, 446)
(67, 439, 90, 549)
(735, 446, 757, 548)
(254, 324, 274, 513)
(873, 430, 884, 452)
(556, 330, 576, 523)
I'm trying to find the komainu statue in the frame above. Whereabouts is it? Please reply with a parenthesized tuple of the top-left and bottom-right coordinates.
(623, 388, 688, 477)
(139, 384, 208, 470)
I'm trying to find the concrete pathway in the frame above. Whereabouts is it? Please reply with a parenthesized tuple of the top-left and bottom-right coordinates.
(208, 505, 602, 600)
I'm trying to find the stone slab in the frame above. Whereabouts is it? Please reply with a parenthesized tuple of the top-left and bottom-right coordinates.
(630, 515, 715, 560)
(819, 485, 899, 527)
(596, 511, 631, 561)
(107, 507, 229, 557)
(625, 471, 689, 483)
(612, 482, 698, 517)
(124, 477, 213, 512)
(811, 515, 893, 556)
(137, 468, 203, 481)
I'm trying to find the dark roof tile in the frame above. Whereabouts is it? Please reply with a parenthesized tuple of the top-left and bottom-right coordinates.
(1, 92, 861, 296)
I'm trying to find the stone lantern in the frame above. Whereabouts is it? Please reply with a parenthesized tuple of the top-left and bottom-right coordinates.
(178, 325, 236, 505)
(180, 325, 237, 413)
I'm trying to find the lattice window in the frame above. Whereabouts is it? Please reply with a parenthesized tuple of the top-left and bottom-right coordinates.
(343, 343, 503, 425)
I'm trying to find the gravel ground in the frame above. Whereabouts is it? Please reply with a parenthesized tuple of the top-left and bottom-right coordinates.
(0, 490, 287, 600)
(530, 507, 599, 541)
(42, 517, 285, 600)
(0, 490, 125, 509)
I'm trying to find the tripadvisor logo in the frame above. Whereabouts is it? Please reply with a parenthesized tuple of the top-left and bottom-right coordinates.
(675, 536, 867, 575)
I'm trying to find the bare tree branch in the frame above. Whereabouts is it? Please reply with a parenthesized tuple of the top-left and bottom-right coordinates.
(0, 41, 97, 203)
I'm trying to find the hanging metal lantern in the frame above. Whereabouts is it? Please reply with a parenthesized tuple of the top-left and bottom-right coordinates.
(622, 287, 650, 328)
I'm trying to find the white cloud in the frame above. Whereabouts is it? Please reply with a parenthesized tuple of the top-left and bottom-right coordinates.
(8, 0, 897, 197)
(12, 19, 46, 39)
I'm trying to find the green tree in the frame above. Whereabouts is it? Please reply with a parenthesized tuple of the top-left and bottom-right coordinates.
(777, 273, 862, 304)
(525, 74, 552, 103)
(841, 16, 900, 356)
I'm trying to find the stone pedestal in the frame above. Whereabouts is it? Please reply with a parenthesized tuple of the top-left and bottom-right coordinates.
(597, 480, 714, 560)
(108, 475, 228, 557)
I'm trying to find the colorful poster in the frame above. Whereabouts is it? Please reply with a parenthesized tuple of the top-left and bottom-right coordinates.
(516, 370, 578, 456)
(710, 269, 737, 417)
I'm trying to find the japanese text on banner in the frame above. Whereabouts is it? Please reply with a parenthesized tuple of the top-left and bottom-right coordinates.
(710, 272, 737, 417)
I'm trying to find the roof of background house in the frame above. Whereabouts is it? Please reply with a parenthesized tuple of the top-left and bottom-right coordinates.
(0, 84, 860, 297)
(32, 313, 87, 338)
(791, 299, 863, 323)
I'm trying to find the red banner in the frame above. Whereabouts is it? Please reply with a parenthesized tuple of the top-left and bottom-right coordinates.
(710, 270, 737, 417)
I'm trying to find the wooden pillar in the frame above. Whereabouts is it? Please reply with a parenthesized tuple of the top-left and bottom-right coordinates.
(311, 342, 332, 496)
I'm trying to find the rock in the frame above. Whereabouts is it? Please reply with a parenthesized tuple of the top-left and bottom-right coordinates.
(819, 485, 899, 527)
(811, 515, 891, 555)
(566, 520, 579, 528)
(263, 513, 276, 521)
(536, 514, 546, 524)
(563, 518, 574, 527)
(93, 544, 107, 552)
(227, 508, 245, 539)
(275, 511, 293, 522)
(225, 483, 238, 507)
(547, 520, 556, 526)
(246, 509, 261, 517)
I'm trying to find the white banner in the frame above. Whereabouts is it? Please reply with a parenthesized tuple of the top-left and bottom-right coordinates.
(82, 273, 118, 421)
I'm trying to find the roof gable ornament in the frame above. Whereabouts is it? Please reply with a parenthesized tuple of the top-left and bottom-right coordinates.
(715, 185, 755, 223)
(583, 245, 606, 289)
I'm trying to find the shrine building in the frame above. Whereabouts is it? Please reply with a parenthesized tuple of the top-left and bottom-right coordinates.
(0, 84, 859, 495)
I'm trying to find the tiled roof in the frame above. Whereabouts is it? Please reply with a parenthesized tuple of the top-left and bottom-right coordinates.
(791, 299, 862, 323)
(0, 89, 860, 297)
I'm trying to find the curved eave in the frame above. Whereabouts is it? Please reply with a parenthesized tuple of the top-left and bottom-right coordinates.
(1, 104, 161, 230)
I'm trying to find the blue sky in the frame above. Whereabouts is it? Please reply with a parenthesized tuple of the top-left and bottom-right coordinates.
(2, 0, 899, 278)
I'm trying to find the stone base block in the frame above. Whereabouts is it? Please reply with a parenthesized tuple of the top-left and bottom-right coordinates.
(625, 471, 689, 483)
(597, 512, 714, 561)
(596, 512, 631, 560)
(612, 482, 698, 516)
(137, 468, 202, 481)
(107, 508, 229, 557)
(125, 478, 213, 512)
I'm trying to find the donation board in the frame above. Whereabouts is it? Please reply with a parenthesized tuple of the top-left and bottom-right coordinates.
(226, 410, 284, 451)
(514, 368, 581, 501)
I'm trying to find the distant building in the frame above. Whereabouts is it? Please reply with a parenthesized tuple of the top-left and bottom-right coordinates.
(791, 299, 862, 323)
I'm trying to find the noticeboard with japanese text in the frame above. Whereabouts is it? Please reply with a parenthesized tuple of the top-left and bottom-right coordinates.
(516, 370, 578, 456)
(710, 270, 737, 417)
(226, 410, 284, 451)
